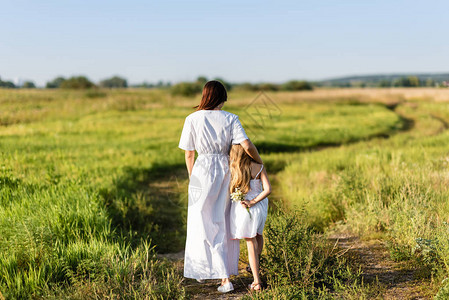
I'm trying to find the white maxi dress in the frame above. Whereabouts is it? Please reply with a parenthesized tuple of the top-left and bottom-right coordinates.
(179, 110, 248, 280)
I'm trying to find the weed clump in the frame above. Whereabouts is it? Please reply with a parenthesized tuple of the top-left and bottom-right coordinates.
(253, 209, 366, 298)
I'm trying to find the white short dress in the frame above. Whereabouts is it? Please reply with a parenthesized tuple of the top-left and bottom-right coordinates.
(179, 110, 248, 280)
(230, 166, 269, 239)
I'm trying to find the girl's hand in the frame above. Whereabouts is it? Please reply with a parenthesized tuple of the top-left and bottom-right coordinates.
(241, 200, 251, 208)
(242, 200, 256, 208)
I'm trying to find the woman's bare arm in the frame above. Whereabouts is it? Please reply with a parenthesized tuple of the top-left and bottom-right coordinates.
(240, 139, 263, 164)
(185, 150, 195, 178)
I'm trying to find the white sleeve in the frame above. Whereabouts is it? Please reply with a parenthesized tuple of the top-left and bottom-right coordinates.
(179, 117, 195, 151)
(231, 115, 248, 144)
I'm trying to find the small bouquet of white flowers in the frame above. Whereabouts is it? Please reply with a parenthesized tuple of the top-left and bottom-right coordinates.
(231, 187, 252, 219)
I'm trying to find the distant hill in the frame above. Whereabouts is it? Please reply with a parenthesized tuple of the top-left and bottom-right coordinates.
(318, 73, 449, 87)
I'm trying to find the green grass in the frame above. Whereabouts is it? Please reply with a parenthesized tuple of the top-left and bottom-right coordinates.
(273, 97, 449, 296)
(1, 88, 448, 298)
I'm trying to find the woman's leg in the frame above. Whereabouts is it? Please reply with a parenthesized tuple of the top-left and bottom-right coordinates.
(245, 237, 261, 285)
(218, 277, 233, 293)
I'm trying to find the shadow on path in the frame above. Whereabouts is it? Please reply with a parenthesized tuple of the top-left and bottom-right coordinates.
(255, 104, 415, 155)
(100, 163, 188, 253)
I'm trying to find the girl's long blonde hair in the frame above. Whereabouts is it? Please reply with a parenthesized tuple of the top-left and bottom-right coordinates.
(229, 144, 252, 194)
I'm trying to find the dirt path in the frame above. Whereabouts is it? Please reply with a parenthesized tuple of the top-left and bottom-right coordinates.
(159, 251, 253, 299)
(330, 234, 432, 299)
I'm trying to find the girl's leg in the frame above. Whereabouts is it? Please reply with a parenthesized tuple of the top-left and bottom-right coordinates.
(221, 278, 230, 285)
(246, 235, 264, 274)
(256, 234, 264, 255)
(245, 237, 261, 286)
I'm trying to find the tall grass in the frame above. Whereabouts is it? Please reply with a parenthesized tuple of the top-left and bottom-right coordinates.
(244, 208, 378, 299)
(0, 171, 185, 298)
(0, 89, 191, 297)
(275, 99, 449, 295)
(1, 88, 445, 297)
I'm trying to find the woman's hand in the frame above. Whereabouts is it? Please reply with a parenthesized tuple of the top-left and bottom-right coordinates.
(240, 139, 263, 164)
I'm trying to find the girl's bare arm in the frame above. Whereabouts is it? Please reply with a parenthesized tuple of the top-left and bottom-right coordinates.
(185, 150, 195, 178)
(244, 168, 271, 207)
(240, 139, 263, 164)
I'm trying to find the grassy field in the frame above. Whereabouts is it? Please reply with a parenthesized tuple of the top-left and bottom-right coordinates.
(1, 88, 449, 298)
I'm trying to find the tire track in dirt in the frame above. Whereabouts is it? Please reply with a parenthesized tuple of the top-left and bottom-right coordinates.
(329, 234, 431, 299)
(325, 103, 442, 299)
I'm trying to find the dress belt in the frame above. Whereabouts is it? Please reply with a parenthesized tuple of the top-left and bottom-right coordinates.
(198, 153, 228, 157)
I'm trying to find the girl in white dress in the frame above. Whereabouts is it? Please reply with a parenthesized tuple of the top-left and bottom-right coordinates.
(179, 81, 263, 293)
(229, 144, 272, 292)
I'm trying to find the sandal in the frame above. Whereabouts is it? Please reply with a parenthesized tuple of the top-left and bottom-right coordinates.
(248, 282, 262, 292)
(218, 282, 234, 293)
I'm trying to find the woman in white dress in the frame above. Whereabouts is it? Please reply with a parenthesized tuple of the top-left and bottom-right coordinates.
(179, 81, 263, 293)
(229, 144, 272, 292)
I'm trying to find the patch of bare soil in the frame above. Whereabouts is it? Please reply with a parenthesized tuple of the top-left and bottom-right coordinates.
(330, 234, 432, 299)
(159, 251, 255, 300)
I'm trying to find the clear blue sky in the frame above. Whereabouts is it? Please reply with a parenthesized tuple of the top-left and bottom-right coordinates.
(1, 0, 448, 86)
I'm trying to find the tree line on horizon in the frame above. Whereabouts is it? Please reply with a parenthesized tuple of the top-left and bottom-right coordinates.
(169, 76, 313, 97)
(320, 74, 449, 88)
(0, 76, 128, 90)
(1, 74, 448, 95)
(0, 75, 314, 96)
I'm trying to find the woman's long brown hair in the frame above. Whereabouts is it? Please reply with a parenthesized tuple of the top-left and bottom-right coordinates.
(195, 80, 227, 110)
(229, 144, 252, 194)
